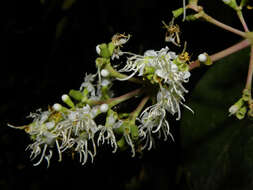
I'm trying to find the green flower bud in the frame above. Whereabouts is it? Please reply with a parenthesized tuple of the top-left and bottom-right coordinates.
(61, 94, 75, 108)
(242, 88, 251, 101)
(229, 98, 244, 115)
(172, 8, 184, 18)
(69, 89, 83, 101)
(236, 106, 247, 120)
(117, 136, 127, 150)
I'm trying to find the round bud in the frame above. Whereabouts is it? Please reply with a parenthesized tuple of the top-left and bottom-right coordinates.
(53, 103, 62, 111)
(101, 79, 110, 87)
(100, 104, 109, 113)
(96, 45, 101, 55)
(61, 94, 69, 101)
(101, 69, 109, 77)
(198, 53, 207, 63)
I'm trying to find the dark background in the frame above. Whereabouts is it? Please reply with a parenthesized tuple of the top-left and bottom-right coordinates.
(2, 0, 252, 190)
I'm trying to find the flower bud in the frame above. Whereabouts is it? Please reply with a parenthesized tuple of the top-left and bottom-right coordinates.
(242, 88, 251, 101)
(53, 103, 62, 111)
(229, 98, 244, 116)
(198, 53, 207, 63)
(100, 104, 109, 113)
(101, 69, 109, 77)
(69, 89, 84, 101)
(236, 106, 247, 120)
(198, 53, 212, 66)
(172, 8, 184, 18)
(96, 45, 101, 55)
(61, 94, 75, 108)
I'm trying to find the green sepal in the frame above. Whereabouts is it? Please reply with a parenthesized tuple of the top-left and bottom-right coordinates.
(99, 43, 111, 58)
(130, 124, 139, 141)
(117, 136, 127, 150)
(101, 86, 110, 100)
(108, 42, 115, 56)
(236, 106, 247, 119)
(185, 14, 198, 21)
(114, 124, 125, 135)
(30, 134, 37, 141)
(95, 57, 108, 68)
(146, 74, 153, 81)
(179, 63, 189, 72)
(144, 66, 155, 75)
(69, 89, 83, 101)
(203, 53, 212, 66)
(172, 8, 184, 18)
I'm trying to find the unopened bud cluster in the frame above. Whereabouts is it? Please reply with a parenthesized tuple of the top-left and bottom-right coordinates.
(229, 89, 252, 119)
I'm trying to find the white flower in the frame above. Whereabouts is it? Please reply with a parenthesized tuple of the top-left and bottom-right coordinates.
(74, 132, 96, 165)
(138, 103, 173, 151)
(80, 73, 96, 96)
(24, 109, 62, 167)
(97, 125, 117, 153)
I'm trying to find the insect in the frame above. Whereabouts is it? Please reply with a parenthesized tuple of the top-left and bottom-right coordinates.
(162, 18, 181, 46)
(178, 42, 191, 64)
(111, 33, 131, 47)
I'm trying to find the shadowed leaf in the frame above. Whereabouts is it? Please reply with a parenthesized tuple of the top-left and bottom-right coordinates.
(180, 47, 252, 190)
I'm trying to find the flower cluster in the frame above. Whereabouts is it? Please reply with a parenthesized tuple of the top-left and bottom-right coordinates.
(9, 34, 192, 167)
(115, 47, 193, 149)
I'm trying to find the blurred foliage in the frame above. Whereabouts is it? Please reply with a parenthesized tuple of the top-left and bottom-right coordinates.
(180, 48, 253, 189)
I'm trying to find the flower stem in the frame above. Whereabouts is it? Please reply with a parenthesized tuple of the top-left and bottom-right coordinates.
(129, 96, 150, 121)
(88, 88, 144, 107)
(200, 12, 246, 37)
(245, 45, 253, 90)
(189, 39, 250, 70)
(188, 5, 245, 37)
(237, 11, 249, 32)
(105, 64, 143, 84)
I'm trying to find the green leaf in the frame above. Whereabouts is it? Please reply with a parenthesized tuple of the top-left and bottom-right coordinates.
(180, 47, 251, 189)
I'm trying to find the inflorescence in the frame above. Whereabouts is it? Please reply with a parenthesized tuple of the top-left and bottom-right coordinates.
(9, 33, 193, 167)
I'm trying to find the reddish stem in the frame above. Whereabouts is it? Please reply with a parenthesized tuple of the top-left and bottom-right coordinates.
(245, 46, 253, 90)
(189, 39, 250, 70)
